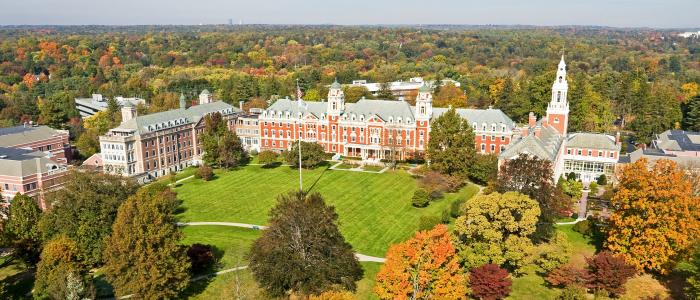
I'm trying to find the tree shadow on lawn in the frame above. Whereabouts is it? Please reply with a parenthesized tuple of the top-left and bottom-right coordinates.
(1, 268, 34, 299)
(261, 162, 282, 169)
(179, 245, 227, 298)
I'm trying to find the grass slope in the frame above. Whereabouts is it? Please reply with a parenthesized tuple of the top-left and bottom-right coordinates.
(175, 165, 478, 257)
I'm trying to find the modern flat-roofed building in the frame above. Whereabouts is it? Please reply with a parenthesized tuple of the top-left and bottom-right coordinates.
(0, 124, 71, 163)
(0, 147, 68, 209)
(99, 92, 240, 181)
(75, 94, 146, 118)
(348, 77, 461, 98)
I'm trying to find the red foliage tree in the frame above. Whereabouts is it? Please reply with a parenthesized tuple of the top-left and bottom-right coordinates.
(545, 264, 591, 288)
(187, 243, 215, 274)
(585, 251, 636, 296)
(469, 264, 512, 300)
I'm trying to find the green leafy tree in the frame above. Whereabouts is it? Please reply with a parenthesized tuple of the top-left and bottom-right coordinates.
(285, 141, 325, 169)
(495, 154, 570, 241)
(38, 170, 139, 266)
(427, 107, 475, 178)
(676, 243, 700, 299)
(249, 191, 363, 297)
(377, 82, 394, 100)
(102, 184, 190, 299)
(453, 192, 540, 273)
(469, 154, 498, 185)
(1, 193, 42, 266)
(202, 112, 247, 168)
(34, 235, 95, 300)
(343, 86, 371, 103)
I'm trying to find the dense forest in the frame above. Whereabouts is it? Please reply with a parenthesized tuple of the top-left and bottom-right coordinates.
(0, 25, 698, 158)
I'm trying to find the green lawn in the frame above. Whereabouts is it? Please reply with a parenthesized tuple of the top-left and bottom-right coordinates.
(175, 165, 478, 257)
(180, 225, 261, 269)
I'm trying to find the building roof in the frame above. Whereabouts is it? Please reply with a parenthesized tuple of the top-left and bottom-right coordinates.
(114, 101, 240, 135)
(622, 148, 700, 168)
(0, 125, 67, 147)
(0, 147, 63, 177)
(433, 107, 517, 131)
(499, 124, 564, 161)
(653, 130, 700, 152)
(265, 98, 516, 129)
(567, 132, 620, 151)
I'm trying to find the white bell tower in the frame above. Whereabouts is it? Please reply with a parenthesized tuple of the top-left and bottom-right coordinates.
(415, 84, 433, 120)
(546, 55, 570, 135)
(327, 79, 345, 116)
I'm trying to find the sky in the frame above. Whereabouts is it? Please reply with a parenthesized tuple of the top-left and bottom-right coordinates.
(0, 0, 697, 28)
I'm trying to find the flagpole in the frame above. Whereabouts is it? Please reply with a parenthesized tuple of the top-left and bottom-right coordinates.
(297, 79, 303, 193)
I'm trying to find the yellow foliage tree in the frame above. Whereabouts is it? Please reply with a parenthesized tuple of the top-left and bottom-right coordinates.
(434, 83, 468, 108)
(606, 159, 700, 274)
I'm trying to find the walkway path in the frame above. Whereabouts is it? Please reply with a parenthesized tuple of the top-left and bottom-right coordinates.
(555, 189, 589, 225)
(178, 222, 385, 262)
(328, 161, 389, 174)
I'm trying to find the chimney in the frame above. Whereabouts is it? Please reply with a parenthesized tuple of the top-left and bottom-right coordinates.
(121, 104, 137, 123)
(528, 112, 536, 128)
(615, 132, 621, 145)
(239, 101, 244, 111)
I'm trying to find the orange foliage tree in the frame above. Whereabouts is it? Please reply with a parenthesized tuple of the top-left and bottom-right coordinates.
(605, 159, 700, 274)
(374, 224, 468, 300)
(434, 83, 468, 108)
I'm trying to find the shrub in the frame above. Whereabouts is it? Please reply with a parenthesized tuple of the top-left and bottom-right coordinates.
(440, 209, 451, 224)
(258, 150, 279, 166)
(249, 149, 258, 156)
(589, 182, 599, 196)
(470, 264, 512, 300)
(596, 174, 607, 186)
(450, 198, 465, 218)
(197, 165, 214, 181)
(572, 220, 591, 236)
(418, 215, 441, 231)
(411, 188, 430, 207)
(428, 190, 444, 201)
(469, 154, 498, 185)
(418, 171, 463, 194)
(546, 264, 590, 288)
(556, 285, 587, 300)
(585, 251, 636, 296)
(187, 243, 215, 274)
(535, 232, 572, 273)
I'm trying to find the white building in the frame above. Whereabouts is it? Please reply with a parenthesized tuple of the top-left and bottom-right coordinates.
(75, 94, 146, 118)
(348, 77, 461, 98)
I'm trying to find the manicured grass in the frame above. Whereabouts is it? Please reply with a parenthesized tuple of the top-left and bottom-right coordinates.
(556, 224, 596, 266)
(508, 271, 560, 300)
(175, 165, 478, 257)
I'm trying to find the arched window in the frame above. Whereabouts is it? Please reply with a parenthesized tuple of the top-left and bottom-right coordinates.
(420, 106, 425, 115)
(558, 76, 562, 83)
(557, 91, 561, 102)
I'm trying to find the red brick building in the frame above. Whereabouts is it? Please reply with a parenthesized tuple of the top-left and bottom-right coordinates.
(259, 81, 516, 161)
(0, 124, 71, 163)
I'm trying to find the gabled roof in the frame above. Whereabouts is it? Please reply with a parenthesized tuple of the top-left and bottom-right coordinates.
(499, 123, 564, 162)
(114, 101, 240, 135)
(653, 130, 700, 152)
(433, 107, 516, 131)
(266, 98, 327, 117)
(345, 99, 415, 121)
(567, 132, 619, 151)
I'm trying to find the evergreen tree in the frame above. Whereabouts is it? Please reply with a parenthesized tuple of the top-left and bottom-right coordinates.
(683, 94, 700, 131)
(427, 107, 475, 178)
(1, 193, 42, 266)
(201, 112, 247, 168)
(102, 184, 190, 298)
(249, 191, 363, 297)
